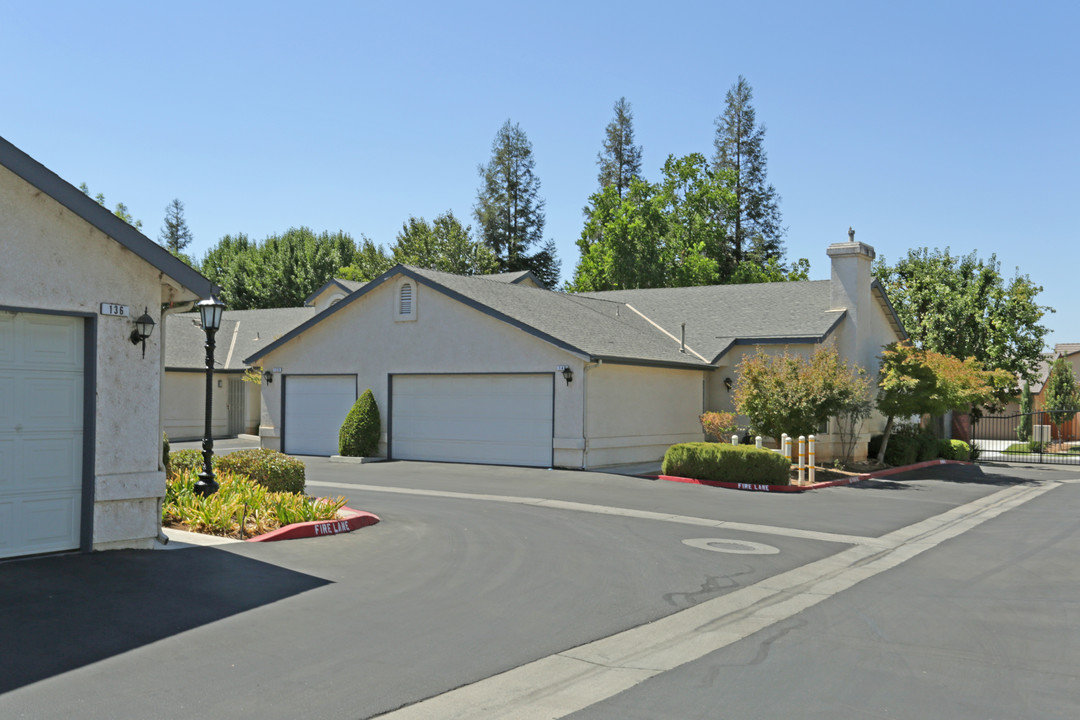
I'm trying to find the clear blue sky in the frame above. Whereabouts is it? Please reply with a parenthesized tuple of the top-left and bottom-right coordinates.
(3, 1, 1076, 347)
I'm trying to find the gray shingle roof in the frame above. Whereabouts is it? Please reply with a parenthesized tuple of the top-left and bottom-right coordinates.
(480, 270, 546, 288)
(578, 281, 844, 363)
(303, 278, 365, 306)
(405, 267, 710, 367)
(166, 307, 317, 370)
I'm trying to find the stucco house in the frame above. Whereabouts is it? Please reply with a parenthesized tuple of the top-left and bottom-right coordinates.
(1, 135, 215, 560)
(244, 237, 906, 468)
(163, 307, 316, 440)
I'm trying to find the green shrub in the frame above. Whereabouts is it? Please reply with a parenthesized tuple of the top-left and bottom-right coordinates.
(216, 448, 306, 494)
(916, 428, 939, 462)
(939, 439, 971, 461)
(883, 424, 926, 466)
(169, 449, 210, 476)
(163, 469, 345, 538)
(662, 442, 791, 485)
(339, 389, 381, 457)
(163, 433, 171, 476)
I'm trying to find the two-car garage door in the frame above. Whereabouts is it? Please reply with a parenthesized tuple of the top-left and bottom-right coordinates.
(391, 373, 553, 467)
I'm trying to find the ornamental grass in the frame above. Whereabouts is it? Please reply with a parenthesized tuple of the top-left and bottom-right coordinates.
(163, 470, 346, 539)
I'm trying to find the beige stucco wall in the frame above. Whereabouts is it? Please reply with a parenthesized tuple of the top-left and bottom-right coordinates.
(702, 288, 904, 463)
(583, 362, 705, 467)
(163, 371, 259, 440)
(1, 164, 196, 551)
(258, 275, 592, 467)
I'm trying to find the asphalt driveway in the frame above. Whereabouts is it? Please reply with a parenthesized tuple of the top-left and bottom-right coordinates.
(2, 459, 1076, 719)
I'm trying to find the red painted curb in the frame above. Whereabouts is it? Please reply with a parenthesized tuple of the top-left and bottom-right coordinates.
(245, 506, 380, 542)
(654, 459, 973, 493)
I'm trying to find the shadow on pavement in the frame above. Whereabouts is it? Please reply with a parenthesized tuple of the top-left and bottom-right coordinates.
(0, 548, 330, 694)
(846, 463, 1052, 490)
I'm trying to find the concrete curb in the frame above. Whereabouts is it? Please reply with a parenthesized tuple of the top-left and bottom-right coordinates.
(655, 459, 974, 493)
(246, 506, 381, 542)
(329, 455, 384, 464)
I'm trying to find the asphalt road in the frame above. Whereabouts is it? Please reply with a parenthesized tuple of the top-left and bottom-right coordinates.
(1, 459, 1077, 719)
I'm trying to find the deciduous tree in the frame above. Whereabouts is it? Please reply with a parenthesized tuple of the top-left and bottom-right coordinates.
(733, 345, 870, 444)
(1043, 357, 1080, 435)
(875, 342, 1008, 463)
(390, 211, 498, 275)
(475, 120, 560, 287)
(874, 248, 1051, 404)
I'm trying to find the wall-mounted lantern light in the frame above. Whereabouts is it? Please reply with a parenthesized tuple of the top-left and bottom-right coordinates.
(129, 307, 156, 358)
(559, 365, 574, 385)
(194, 295, 226, 497)
(263, 370, 274, 384)
(723, 377, 733, 392)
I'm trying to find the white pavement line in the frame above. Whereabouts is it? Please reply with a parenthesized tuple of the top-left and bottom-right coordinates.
(308, 480, 871, 546)
(370, 480, 1059, 720)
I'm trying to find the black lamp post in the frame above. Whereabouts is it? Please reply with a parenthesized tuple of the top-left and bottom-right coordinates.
(194, 295, 225, 497)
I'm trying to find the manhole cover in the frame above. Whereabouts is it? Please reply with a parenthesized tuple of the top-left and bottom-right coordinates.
(682, 538, 780, 555)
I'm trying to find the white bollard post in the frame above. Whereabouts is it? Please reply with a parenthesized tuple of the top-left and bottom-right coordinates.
(798, 436, 806, 483)
(782, 435, 791, 462)
(781, 433, 788, 455)
(808, 434, 816, 484)
(755, 436, 762, 450)
(731, 434, 739, 446)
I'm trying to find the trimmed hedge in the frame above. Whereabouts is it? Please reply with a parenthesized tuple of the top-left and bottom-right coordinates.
(339, 389, 381, 457)
(215, 448, 306, 494)
(881, 425, 939, 466)
(662, 442, 791, 485)
(169, 449, 211, 476)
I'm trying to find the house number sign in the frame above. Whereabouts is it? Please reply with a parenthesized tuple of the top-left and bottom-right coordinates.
(100, 303, 130, 317)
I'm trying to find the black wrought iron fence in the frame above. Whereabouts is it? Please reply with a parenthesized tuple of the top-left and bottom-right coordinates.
(972, 411, 1080, 465)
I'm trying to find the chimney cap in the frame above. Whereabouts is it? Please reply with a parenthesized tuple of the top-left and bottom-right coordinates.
(827, 239, 876, 260)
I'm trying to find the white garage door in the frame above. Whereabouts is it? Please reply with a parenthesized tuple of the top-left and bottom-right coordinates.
(283, 375, 356, 456)
(391, 374, 553, 467)
(0, 312, 84, 559)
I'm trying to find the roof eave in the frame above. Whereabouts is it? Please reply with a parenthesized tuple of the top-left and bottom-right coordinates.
(0, 135, 217, 299)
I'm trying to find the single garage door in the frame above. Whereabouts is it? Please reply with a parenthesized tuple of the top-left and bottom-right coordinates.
(391, 373, 553, 467)
(0, 311, 84, 559)
(283, 375, 356, 456)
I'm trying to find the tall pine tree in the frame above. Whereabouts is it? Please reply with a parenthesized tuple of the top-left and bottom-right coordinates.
(597, 97, 643, 198)
(159, 198, 193, 257)
(712, 76, 784, 265)
(474, 120, 560, 288)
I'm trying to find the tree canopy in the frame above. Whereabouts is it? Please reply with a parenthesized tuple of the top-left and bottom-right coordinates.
(1043, 357, 1079, 430)
(78, 182, 143, 230)
(733, 345, 870, 443)
(474, 120, 560, 288)
(874, 247, 1051, 403)
(712, 76, 784, 265)
(570, 153, 808, 292)
(874, 342, 1009, 462)
(159, 198, 194, 264)
(597, 97, 643, 198)
(200, 228, 357, 309)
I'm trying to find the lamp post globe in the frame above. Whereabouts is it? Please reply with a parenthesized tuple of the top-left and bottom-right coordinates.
(194, 295, 226, 497)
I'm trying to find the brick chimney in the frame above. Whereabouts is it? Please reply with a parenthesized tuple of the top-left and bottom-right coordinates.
(827, 228, 876, 370)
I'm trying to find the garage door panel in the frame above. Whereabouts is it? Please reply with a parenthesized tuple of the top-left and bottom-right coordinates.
(24, 315, 83, 368)
(0, 312, 83, 559)
(391, 374, 553, 467)
(20, 494, 79, 549)
(284, 375, 356, 456)
(25, 375, 82, 429)
(22, 436, 82, 491)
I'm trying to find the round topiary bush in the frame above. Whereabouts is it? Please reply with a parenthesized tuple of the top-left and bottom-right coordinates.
(339, 388, 381, 457)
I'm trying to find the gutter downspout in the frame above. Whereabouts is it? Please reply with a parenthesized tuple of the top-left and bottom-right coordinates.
(582, 359, 601, 469)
